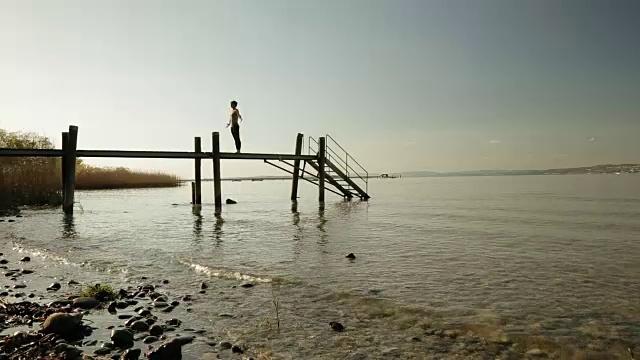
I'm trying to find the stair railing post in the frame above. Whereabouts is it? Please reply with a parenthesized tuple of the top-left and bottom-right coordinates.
(318, 136, 326, 203)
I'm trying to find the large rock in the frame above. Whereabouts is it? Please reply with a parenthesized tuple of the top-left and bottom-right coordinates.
(42, 313, 83, 338)
(111, 329, 134, 348)
(73, 297, 100, 309)
(130, 320, 150, 332)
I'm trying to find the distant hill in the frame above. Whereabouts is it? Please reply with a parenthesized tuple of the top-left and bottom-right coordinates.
(401, 164, 640, 178)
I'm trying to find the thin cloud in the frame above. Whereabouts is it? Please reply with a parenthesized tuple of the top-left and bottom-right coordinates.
(489, 140, 501, 144)
(587, 137, 596, 142)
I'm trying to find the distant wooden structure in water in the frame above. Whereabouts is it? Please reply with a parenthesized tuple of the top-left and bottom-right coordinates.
(0, 126, 370, 215)
(379, 173, 402, 179)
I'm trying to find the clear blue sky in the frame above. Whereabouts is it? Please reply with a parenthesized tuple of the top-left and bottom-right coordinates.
(1, 0, 638, 177)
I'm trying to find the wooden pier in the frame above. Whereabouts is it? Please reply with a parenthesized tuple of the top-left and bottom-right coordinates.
(0, 125, 370, 215)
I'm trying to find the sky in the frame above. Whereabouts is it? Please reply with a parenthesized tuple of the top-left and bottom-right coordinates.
(1, 0, 639, 178)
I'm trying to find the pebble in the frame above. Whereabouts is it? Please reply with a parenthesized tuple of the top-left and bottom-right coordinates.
(149, 324, 164, 337)
(20, 269, 33, 274)
(346, 253, 356, 259)
(67, 280, 80, 285)
(526, 349, 548, 357)
(0, 260, 7, 264)
(182, 295, 192, 302)
(116, 301, 129, 309)
(240, 283, 254, 288)
(219, 341, 233, 350)
(47, 282, 62, 291)
(108, 302, 117, 313)
(153, 301, 168, 308)
(200, 281, 208, 290)
(20, 257, 30, 262)
(167, 318, 181, 327)
(118, 315, 133, 320)
(73, 297, 100, 310)
(231, 345, 244, 354)
(170, 301, 179, 307)
(162, 280, 170, 284)
(330, 321, 345, 332)
(13, 284, 26, 289)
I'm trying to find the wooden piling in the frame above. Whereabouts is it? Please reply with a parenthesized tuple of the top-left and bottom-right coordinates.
(61, 132, 68, 203)
(290, 133, 304, 201)
(62, 126, 78, 215)
(194, 137, 202, 205)
(212, 132, 222, 214)
(318, 136, 326, 203)
(191, 182, 196, 204)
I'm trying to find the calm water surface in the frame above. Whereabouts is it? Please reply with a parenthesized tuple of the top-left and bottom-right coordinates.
(2, 175, 640, 356)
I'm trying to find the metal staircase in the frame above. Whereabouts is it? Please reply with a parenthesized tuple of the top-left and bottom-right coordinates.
(306, 135, 370, 200)
(263, 134, 370, 200)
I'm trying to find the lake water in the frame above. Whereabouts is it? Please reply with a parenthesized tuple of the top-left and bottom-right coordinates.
(2, 175, 640, 358)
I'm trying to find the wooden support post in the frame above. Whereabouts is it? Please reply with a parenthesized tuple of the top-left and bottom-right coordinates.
(194, 137, 202, 205)
(61, 132, 68, 203)
(191, 182, 196, 204)
(290, 133, 304, 201)
(318, 136, 326, 203)
(212, 132, 222, 214)
(62, 126, 78, 215)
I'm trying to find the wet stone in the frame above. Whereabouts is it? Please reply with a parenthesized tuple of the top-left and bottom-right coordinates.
(149, 325, 164, 337)
(111, 329, 134, 348)
(94, 347, 111, 356)
(130, 320, 150, 332)
(121, 348, 142, 360)
(219, 341, 233, 350)
(144, 336, 159, 344)
(47, 282, 62, 291)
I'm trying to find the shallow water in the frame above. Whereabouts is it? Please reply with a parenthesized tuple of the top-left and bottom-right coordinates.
(2, 174, 640, 358)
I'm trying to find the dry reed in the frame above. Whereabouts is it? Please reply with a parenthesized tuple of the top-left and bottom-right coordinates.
(1, 129, 179, 211)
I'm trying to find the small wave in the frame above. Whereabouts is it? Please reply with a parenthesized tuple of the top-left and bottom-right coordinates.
(179, 260, 272, 283)
(11, 242, 129, 275)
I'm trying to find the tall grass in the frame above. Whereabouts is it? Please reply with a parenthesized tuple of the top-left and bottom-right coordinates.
(0, 130, 62, 211)
(1, 129, 180, 211)
(76, 165, 179, 190)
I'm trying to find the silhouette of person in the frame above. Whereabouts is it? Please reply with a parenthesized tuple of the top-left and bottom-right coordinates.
(226, 100, 243, 153)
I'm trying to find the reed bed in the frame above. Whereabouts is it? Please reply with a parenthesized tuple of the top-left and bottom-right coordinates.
(1, 129, 179, 211)
(76, 165, 180, 190)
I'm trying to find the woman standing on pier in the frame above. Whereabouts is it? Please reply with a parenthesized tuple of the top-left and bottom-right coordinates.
(226, 100, 243, 153)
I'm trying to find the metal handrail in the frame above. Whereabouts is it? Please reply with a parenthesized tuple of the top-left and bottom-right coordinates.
(326, 134, 368, 177)
(324, 135, 368, 195)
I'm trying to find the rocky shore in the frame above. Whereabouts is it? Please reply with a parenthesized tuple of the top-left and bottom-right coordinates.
(0, 248, 250, 360)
